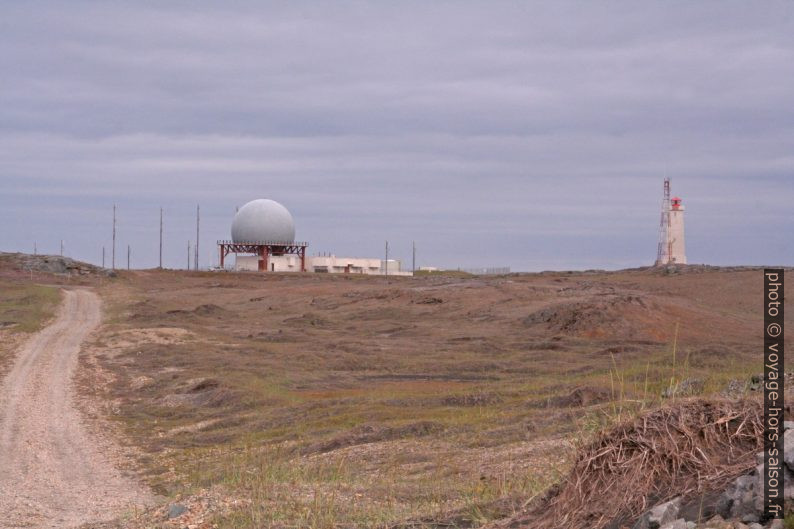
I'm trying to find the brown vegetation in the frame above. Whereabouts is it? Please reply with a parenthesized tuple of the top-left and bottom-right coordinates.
(73, 266, 790, 528)
(496, 399, 766, 529)
(2, 255, 790, 528)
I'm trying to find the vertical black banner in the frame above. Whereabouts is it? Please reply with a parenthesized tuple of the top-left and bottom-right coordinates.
(764, 268, 784, 519)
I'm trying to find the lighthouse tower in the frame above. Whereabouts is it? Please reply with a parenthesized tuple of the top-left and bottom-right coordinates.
(668, 196, 686, 264)
(655, 179, 687, 265)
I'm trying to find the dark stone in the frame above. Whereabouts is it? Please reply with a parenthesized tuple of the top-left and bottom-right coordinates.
(633, 497, 681, 529)
(167, 503, 187, 519)
(677, 490, 722, 522)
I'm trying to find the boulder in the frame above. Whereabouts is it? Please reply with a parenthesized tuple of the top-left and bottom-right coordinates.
(166, 503, 187, 519)
(659, 519, 688, 529)
(634, 497, 682, 529)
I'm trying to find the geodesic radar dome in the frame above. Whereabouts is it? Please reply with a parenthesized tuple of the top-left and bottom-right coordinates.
(231, 199, 296, 244)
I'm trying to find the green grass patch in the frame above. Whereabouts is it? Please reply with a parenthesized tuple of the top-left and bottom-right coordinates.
(0, 282, 60, 333)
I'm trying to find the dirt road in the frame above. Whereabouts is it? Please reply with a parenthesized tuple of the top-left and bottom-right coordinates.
(0, 289, 151, 529)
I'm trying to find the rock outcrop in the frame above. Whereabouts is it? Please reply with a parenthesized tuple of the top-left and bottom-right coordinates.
(635, 424, 794, 529)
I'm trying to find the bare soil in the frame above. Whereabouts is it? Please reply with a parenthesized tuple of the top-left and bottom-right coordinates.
(0, 289, 151, 529)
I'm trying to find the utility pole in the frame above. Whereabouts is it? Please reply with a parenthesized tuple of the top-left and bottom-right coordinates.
(127, 245, 130, 270)
(412, 241, 416, 273)
(102, 246, 105, 268)
(159, 207, 163, 269)
(187, 240, 191, 270)
(60, 240, 64, 256)
(195, 204, 200, 271)
(385, 240, 389, 276)
(112, 204, 116, 270)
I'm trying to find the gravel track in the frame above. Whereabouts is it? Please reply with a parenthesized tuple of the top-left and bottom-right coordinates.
(0, 289, 151, 528)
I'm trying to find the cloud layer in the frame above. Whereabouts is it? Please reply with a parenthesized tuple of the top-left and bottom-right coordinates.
(1, 2, 792, 270)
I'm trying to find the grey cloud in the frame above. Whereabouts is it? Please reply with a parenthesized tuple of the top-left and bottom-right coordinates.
(1, 1, 792, 270)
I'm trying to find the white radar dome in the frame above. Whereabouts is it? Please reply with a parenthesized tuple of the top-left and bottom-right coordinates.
(231, 199, 296, 243)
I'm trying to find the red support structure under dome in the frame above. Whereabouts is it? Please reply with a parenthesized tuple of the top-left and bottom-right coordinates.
(217, 240, 308, 272)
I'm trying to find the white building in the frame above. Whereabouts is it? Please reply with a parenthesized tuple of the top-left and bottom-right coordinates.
(234, 254, 304, 272)
(309, 255, 381, 274)
(234, 254, 412, 275)
(380, 259, 412, 276)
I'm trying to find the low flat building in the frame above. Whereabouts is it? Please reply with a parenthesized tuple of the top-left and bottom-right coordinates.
(310, 255, 381, 274)
(235, 254, 304, 272)
(380, 259, 412, 276)
(233, 254, 412, 275)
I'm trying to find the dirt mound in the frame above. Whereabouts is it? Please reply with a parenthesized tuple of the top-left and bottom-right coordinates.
(192, 304, 226, 316)
(531, 386, 610, 408)
(413, 296, 444, 304)
(164, 304, 229, 318)
(592, 344, 642, 356)
(283, 312, 330, 327)
(496, 399, 763, 529)
(160, 378, 235, 408)
(522, 295, 654, 338)
(441, 392, 503, 407)
(306, 421, 444, 454)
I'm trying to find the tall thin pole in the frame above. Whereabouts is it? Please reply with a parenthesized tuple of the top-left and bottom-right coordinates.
(195, 204, 200, 271)
(112, 204, 116, 270)
(655, 178, 671, 266)
(385, 240, 389, 276)
(159, 207, 163, 269)
(412, 241, 416, 273)
(187, 240, 191, 270)
(60, 240, 64, 256)
(127, 245, 130, 270)
(102, 247, 105, 268)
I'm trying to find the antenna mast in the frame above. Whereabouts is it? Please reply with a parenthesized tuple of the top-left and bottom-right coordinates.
(159, 207, 163, 269)
(112, 204, 116, 270)
(195, 204, 200, 271)
(655, 178, 671, 265)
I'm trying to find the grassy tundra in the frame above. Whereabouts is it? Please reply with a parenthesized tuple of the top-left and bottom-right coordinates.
(76, 266, 785, 528)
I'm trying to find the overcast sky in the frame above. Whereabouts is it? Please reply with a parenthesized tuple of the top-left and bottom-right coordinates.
(1, 2, 792, 271)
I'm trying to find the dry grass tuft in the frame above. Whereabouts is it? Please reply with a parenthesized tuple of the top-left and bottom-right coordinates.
(507, 398, 764, 529)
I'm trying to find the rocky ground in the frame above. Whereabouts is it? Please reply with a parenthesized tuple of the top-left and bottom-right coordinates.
(0, 252, 114, 277)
